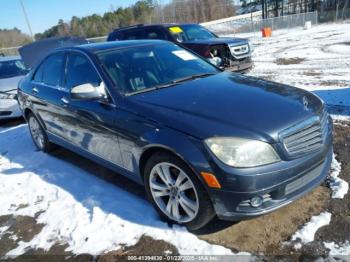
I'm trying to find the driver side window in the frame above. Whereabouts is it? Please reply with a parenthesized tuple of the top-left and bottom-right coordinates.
(65, 53, 102, 90)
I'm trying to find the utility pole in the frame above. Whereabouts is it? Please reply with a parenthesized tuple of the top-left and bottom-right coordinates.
(19, 0, 34, 41)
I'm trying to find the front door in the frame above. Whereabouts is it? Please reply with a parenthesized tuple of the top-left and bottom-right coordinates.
(62, 52, 124, 167)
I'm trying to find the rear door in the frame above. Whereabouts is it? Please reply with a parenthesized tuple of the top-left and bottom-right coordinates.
(61, 51, 124, 166)
(29, 52, 69, 138)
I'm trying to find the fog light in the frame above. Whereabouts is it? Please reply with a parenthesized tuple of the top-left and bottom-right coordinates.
(250, 196, 263, 207)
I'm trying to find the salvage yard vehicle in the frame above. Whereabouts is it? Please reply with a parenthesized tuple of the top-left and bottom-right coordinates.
(18, 39, 332, 230)
(0, 56, 28, 120)
(107, 23, 253, 72)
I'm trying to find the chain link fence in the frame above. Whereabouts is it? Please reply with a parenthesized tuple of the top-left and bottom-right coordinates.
(203, 11, 318, 35)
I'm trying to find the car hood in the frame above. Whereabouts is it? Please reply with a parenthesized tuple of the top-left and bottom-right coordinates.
(184, 37, 248, 46)
(126, 72, 323, 142)
(0, 75, 24, 92)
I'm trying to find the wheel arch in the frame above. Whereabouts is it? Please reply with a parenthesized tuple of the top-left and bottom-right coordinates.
(23, 108, 47, 130)
(139, 145, 193, 180)
(138, 141, 212, 193)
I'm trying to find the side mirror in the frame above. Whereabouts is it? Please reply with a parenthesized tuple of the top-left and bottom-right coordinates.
(70, 83, 106, 101)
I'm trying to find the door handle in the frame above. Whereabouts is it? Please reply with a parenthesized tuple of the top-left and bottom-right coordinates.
(60, 97, 70, 106)
(32, 87, 39, 94)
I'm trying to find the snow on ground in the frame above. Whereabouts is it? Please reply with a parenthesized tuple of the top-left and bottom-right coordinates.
(324, 241, 350, 256)
(0, 125, 249, 257)
(226, 22, 350, 120)
(329, 154, 348, 199)
(291, 212, 331, 247)
(286, 155, 347, 250)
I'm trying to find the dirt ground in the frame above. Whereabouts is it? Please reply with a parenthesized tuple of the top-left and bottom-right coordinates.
(0, 119, 349, 260)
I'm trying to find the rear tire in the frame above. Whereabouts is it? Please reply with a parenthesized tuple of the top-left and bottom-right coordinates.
(144, 151, 215, 231)
(27, 113, 54, 152)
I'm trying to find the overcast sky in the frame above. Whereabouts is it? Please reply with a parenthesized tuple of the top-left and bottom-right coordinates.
(0, 0, 144, 35)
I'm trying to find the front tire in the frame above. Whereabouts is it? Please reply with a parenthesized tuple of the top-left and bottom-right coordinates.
(27, 113, 53, 152)
(144, 152, 215, 231)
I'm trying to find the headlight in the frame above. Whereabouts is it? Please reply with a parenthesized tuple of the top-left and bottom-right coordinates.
(205, 137, 280, 168)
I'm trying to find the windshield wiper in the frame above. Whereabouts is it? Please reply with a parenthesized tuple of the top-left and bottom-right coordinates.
(153, 73, 216, 90)
(172, 73, 216, 84)
(125, 73, 216, 96)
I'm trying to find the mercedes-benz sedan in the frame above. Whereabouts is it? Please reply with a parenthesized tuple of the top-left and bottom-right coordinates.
(17, 40, 332, 230)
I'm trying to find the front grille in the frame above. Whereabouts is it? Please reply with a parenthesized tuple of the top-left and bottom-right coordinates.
(229, 44, 250, 58)
(280, 110, 329, 157)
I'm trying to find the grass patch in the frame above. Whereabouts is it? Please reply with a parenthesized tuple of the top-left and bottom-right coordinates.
(276, 58, 305, 65)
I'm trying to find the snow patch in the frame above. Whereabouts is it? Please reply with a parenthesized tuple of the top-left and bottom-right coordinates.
(291, 212, 331, 245)
(0, 226, 10, 238)
(324, 241, 350, 256)
(0, 125, 248, 257)
(326, 44, 350, 55)
(329, 155, 348, 199)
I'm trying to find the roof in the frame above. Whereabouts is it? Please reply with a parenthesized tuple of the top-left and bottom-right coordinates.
(0, 56, 21, 62)
(112, 23, 198, 32)
(71, 39, 170, 53)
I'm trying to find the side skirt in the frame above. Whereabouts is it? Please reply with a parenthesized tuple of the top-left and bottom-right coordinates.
(47, 132, 143, 185)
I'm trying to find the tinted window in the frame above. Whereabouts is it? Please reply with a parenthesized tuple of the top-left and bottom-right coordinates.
(0, 59, 28, 79)
(168, 25, 216, 42)
(144, 28, 167, 40)
(33, 63, 44, 82)
(98, 43, 219, 94)
(65, 53, 101, 90)
(122, 30, 144, 40)
(41, 53, 65, 86)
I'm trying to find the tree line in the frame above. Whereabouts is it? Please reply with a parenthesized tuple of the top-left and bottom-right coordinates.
(241, 0, 349, 20)
(35, 0, 236, 40)
(0, 28, 32, 53)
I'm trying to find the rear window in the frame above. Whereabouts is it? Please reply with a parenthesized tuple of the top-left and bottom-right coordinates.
(0, 59, 28, 79)
(121, 30, 144, 40)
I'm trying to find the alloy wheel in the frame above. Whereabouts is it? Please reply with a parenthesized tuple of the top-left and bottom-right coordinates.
(28, 116, 45, 150)
(149, 162, 199, 223)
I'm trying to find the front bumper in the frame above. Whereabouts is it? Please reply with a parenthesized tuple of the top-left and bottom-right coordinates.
(224, 57, 253, 72)
(208, 135, 333, 221)
(0, 98, 22, 120)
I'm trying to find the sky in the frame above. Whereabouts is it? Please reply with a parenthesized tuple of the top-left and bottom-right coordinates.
(0, 0, 141, 35)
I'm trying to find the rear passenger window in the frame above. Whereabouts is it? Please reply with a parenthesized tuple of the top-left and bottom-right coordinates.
(144, 28, 167, 40)
(41, 53, 65, 86)
(65, 53, 101, 90)
(122, 30, 144, 40)
(33, 63, 44, 82)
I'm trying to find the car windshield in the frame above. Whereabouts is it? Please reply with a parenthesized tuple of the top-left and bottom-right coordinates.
(168, 24, 216, 42)
(0, 59, 28, 79)
(98, 43, 220, 95)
